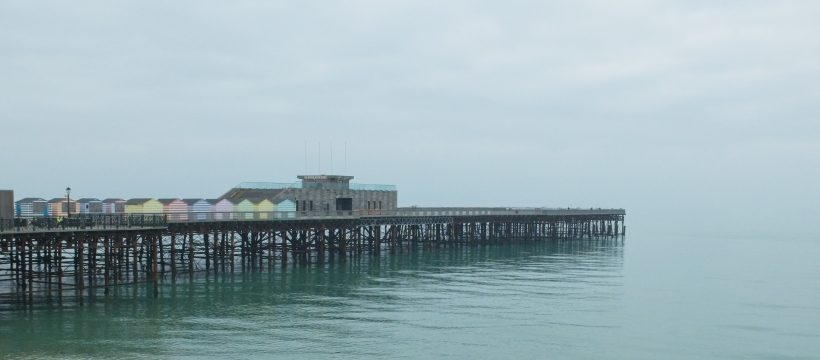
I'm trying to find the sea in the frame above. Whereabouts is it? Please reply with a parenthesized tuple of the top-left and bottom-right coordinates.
(1, 231, 819, 359)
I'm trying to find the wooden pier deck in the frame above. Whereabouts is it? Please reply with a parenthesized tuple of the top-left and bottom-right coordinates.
(0, 208, 625, 303)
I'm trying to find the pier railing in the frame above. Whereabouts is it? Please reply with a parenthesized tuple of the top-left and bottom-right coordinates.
(2, 208, 625, 230)
(0, 214, 167, 233)
(386, 207, 627, 217)
(236, 182, 397, 191)
(157, 207, 625, 222)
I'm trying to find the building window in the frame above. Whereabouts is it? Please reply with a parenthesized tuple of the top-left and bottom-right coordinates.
(379, 201, 382, 209)
(309, 201, 314, 211)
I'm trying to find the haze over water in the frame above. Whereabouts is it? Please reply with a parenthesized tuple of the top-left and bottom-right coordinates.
(1, 231, 818, 359)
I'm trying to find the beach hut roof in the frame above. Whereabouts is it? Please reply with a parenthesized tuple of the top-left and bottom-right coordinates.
(247, 197, 274, 204)
(206, 199, 220, 205)
(102, 198, 125, 203)
(125, 198, 153, 205)
(48, 198, 67, 203)
(182, 198, 205, 206)
(158, 198, 182, 205)
(219, 188, 286, 202)
(76, 198, 101, 203)
(17, 197, 46, 203)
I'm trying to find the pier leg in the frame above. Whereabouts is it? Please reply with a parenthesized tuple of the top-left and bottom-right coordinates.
(188, 232, 194, 278)
(159, 234, 164, 277)
(170, 234, 176, 279)
(17, 239, 24, 293)
(28, 238, 34, 301)
(240, 232, 248, 271)
(87, 236, 94, 294)
(132, 237, 138, 283)
(104, 236, 110, 295)
(220, 230, 226, 273)
(77, 238, 84, 305)
(231, 232, 236, 273)
(151, 234, 158, 298)
(281, 231, 288, 266)
(203, 231, 211, 273)
(212, 231, 219, 274)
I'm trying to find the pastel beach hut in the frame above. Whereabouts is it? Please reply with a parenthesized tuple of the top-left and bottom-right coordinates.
(15, 198, 47, 218)
(143, 199, 164, 214)
(276, 199, 296, 218)
(212, 199, 234, 220)
(159, 198, 188, 221)
(183, 198, 211, 220)
(125, 199, 163, 214)
(102, 198, 126, 214)
(77, 198, 103, 214)
(47, 198, 74, 217)
(235, 199, 256, 219)
(255, 198, 276, 219)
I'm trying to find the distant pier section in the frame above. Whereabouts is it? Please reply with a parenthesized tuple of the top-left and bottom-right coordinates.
(0, 175, 624, 303)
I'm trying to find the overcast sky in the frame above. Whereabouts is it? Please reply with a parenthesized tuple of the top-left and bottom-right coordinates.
(1, 1, 818, 237)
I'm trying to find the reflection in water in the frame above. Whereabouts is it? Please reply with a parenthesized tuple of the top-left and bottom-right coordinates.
(0, 238, 623, 359)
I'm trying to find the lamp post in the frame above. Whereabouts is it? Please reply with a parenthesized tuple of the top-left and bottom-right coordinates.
(66, 187, 71, 218)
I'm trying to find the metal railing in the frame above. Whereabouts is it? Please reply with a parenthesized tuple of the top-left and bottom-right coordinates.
(163, 211, 357, 222)
(160, 207, 624, 223)
(0, 214, 167, 233)
(387, 207, 627, 217)
(2, 208, 625, 229)
(349, 184, 397, 191)
(236, 182, 301, 190)
(235, 182, 396, 191)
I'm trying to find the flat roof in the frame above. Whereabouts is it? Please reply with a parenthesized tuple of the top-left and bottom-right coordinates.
(297, 175, 354, 181)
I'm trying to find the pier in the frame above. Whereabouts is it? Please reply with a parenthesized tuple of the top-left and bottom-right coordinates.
(0, 208, 624, 303)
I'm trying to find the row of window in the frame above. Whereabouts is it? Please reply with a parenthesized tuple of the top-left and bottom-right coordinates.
(292, 200, 384, 211)
(296, 200, 317, 212)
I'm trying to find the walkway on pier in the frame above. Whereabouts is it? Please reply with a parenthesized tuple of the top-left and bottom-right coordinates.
(165, 207, 627, 223)
(0, 214, 168, 235)
(0, 207, 625, 303)
(1, 208, 626, 234)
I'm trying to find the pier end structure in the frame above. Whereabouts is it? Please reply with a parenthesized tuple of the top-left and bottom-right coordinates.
(220, 175, 397, 213)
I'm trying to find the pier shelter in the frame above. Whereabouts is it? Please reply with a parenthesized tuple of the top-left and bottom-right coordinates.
(220, 175, 397, 214)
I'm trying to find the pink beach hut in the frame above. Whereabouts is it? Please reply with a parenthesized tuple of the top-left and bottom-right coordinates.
(159, 198, 188, 221)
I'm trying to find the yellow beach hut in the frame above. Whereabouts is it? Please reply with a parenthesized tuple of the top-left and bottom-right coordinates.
(255, 198, 276, 219)
(125, 199, 163, 214)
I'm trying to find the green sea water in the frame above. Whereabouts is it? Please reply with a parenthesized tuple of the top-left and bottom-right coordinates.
(1, 233, 818, 359)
